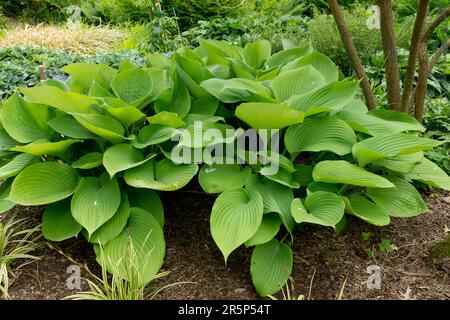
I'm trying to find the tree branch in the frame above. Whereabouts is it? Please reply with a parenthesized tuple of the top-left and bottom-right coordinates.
(422, 7, 450, 42)
(429, 39, 450, 70)
(378, 0, 402, 110)
(401, 0, 428, 114)
(328, 0, 377, 109)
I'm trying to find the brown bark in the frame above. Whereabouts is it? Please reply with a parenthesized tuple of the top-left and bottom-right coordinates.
(378, 0, 401, 110)
(413, 8, 450, 121)
(414, 42, 429, 123)
(401, 0, 428, 114)
(429, 39, 450, 71)
(328, 0, 377, 110)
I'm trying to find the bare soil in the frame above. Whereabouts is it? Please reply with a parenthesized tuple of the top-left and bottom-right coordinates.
(7, 189, 450, 300)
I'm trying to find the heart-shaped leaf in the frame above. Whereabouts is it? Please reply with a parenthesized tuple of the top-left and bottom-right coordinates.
(71, 174, 121, 235)
(250, 239, 293, 297)
(210, 188, 264, 262)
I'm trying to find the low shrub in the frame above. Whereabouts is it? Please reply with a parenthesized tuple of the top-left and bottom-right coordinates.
(0, 39, 448, 296)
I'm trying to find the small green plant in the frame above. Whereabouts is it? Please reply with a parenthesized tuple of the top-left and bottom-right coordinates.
(378, 239, 393, 254)
(0, 213, 41, 299)
(361, 231, 374, 241)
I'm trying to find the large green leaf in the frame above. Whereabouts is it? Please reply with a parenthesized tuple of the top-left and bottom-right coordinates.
(132, 125, 175, 149)
(72, 152, 103, 169)
(71, 174, 121, 236)
(101, 99, 146, 129)
(366, 177, 428, 217)
(72, 113, 127, 144)
(369, 109, 425, 131)
(291, 191, 345, 227)
(286, 81, 358, 115)
(127, 189, 164, 227)
(352, 133, 443, 167)
(272, 66, 326, 101)
(62, 63, 116, 92)
(124, 159, 198, 191)
(10, 162, 78, 205)
(245, 175, 295, 232)
(98, 207, 165, 286)
(282, 51, 339, 83)
(89, 194, 131, 244)
(244, 213, 281, 247)
(342, 194, 390, 226)
(312, 160, 394, 188)
(10, 139, 80, 156)
(285, 116, 356, 155)
(244, 40, 272, 69)
(42, 199, 82, 241)
(110, 68, 153, 106)
(0, 153, 37, 179)
(103, 144, 155, 178)
(147, 111, 185, 128)
(235, 102, 304, 129)
(47, 115, 99, 140)
(337, 110, 424, 136)
(21, 86, 96, 114)
(200, 78, 275, 103)
(210, 188, 264, 262)
(199, 164, 251, 194)
(404, 158, 450, 190)
(154, 72, 191, 118)
(2, 93, 52, 143)
(373, 152, 424, 174)
(266, 43, 313, 68)
(250, 239, 293, 297)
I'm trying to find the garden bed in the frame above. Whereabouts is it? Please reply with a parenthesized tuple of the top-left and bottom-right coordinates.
(8, 189, 450, 300)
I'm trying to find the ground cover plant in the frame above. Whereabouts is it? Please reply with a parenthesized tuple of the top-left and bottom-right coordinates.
(0, 39, 449, 297)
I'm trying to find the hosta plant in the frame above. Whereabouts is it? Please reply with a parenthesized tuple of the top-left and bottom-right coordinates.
(0, 39, 449, 296)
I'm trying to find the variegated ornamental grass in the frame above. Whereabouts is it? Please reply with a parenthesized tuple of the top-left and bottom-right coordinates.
(0, 39, 449, 296)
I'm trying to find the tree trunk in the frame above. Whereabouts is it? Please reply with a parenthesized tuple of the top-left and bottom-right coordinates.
(378, 0, 401, 110)
(328, 0, 377, 110)
(401, 0, 428, 114)
(414, 41, 429, 123)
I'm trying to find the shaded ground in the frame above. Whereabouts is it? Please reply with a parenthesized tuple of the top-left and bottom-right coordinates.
(7, 189, 450, 300)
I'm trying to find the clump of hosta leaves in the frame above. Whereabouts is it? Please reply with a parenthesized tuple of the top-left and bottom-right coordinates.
(0, 39, 449, 296)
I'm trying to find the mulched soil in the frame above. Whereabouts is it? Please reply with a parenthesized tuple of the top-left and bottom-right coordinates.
(6, 189, 450, 300)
